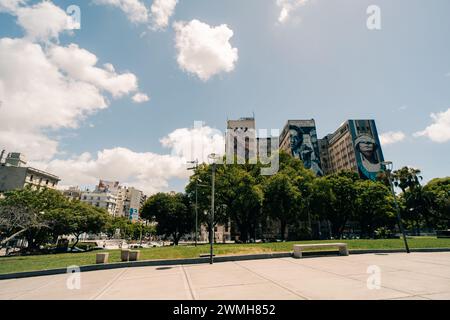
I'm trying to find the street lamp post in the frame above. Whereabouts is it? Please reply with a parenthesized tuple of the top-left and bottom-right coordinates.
(187, 160, 199, 247)
(382, 161, 410, 254)
(208, 153, 220, 265)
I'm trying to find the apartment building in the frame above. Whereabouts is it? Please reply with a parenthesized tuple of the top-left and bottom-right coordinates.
(0, 152, 60, 193)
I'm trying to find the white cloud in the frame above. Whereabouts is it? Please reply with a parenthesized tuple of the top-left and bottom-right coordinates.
(414, 108, 450, 143)
(0, 38, 108, 160)
(2, 1, 73, 42)
(276, 0, 310, 24)
(0, 0, 25, 12)
(132, 92, 150, 103)
(160, 125, 225, 163)
(36, 125, 225, 194)
(93, 0, 149, 24)
(49, 44, 138, 98)
(380, 131, 406, 146)
(151, 0, 177, 30)
(0, 37, 143, 161)
(173, 19, 239, 81)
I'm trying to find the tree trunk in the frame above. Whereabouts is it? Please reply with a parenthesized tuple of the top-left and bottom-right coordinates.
(71, 234, 80, 251)
(1, 228, 28, 246)
(280, 220, 286, 241)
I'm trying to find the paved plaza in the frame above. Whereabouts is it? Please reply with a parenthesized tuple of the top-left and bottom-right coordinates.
(1, 252, 450, 300)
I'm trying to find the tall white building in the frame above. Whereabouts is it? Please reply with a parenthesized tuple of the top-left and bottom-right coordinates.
(80, 180, 145, 220)
(81, 190, 118, 215)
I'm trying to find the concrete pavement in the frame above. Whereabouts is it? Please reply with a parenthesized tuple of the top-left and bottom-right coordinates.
(1, 252, 450, 300)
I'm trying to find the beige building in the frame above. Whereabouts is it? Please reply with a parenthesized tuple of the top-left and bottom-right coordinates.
(226, 117, 257, 162)
(318, 120, 384, 180)
(0, 152, 60, 193)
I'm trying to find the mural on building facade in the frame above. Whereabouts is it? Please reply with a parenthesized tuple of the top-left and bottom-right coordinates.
(289, 123, 323, 176)
(349, 120, 384, 181)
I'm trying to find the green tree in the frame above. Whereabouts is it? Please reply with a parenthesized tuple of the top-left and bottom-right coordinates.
(310, 171, 359, 239)
(423, 177, 450, 229)
(47, 201, 110, 250)
(355, 180, 395, 238)
(263, 173, 301, 241)
(0, 188, 68, 250)
(141, 193, 193, 245)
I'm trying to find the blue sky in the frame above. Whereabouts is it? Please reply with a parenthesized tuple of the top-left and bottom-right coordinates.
(0, 0, 449, 193)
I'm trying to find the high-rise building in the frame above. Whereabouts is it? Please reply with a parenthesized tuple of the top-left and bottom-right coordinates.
(81, 189, 118, 215)
(319, 120, 384, 180)
(0, 152, 60, 193)
(226, 117, 257, 162)
(280, 120, 323, 176)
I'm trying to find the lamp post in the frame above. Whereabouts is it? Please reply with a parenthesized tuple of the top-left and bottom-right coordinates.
(382, 161, 410, 254)
(208, 153, 220, 265)
(187, 160, 209, 247)
(187, 160, 199, 247)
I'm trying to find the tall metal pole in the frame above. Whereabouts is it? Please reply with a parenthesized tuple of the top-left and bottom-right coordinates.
(387, 171, 410, 254)
(195, 181, 198, 247)
(210, 163, 215, 265)
(383, 161, 410, 254)
(187, 159, 199, 247)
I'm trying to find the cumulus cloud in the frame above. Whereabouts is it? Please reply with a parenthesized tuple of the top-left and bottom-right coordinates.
(160, 125, 225, 163)
(1, 0, 74, 42)
(276, 0, 310, 24)
(93, 0, 149, 24)
(0, 0, 25, 12)
(380, 131, 406, 146)
(36, 125, 225, 194)
(173, 19, 239, 81)
(151, 0, 177, 30)
(49, 44, 138, 98)
(414, 108, 450, 143)
(132, 92, 150, 103)
(0, 37, 143, 161)
(0, 38, 108, 160)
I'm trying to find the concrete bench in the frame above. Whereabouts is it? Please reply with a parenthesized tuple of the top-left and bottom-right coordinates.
(121, 249, 130, 262)
(293, 243, 349, 258)
(128, 250, 141, 262)
(96, 252, 109, 264)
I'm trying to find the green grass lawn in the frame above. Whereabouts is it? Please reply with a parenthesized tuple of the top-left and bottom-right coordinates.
(1, 238, 450, 275)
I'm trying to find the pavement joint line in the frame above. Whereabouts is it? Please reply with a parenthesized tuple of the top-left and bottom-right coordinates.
(91, 268, 129, 300)
(11, 276, 61, 300)
(197, 281, 268, 290)
(233, 261, 309, 300)
(181, 265, 196, 301)
(281, 257, 415, 297)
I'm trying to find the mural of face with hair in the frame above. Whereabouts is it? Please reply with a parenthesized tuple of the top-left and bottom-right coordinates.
(356, 135, 378, 164)
(289, 126, 323, 176)
(355, 134, 381, 179)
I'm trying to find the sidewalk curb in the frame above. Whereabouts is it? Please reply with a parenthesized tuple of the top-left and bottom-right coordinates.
(1, 248, 449, 280)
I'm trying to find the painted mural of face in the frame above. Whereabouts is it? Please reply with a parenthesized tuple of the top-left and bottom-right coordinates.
(359, 140, 375, 159)
(355, 134, 380, 169)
